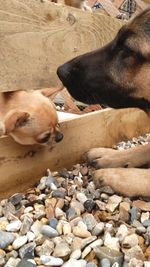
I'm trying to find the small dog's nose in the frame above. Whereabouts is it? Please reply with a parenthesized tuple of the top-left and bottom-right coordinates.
(55, 132, 63, 143)
(57, 63, 71, 81)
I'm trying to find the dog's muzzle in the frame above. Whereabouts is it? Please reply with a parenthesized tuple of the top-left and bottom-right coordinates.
(57, 63, 72, 84)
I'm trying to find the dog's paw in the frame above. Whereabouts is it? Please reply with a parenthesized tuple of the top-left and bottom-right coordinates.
(84, 147, 130, 169)
(93, 168, 150, 197)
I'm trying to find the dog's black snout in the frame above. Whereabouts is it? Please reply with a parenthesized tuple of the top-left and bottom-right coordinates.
(55, 132, 63, 143)
(57, 63, 71, 81)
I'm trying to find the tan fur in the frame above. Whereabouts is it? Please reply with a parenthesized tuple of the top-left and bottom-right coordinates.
(0, 88, 63, 146)
(93, 168, 150, 197)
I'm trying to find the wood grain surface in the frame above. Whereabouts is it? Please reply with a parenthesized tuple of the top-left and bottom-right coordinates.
(0, 0, 123, 91)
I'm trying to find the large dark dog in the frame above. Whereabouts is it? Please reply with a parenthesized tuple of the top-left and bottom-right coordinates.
(57, 9, 150, 197)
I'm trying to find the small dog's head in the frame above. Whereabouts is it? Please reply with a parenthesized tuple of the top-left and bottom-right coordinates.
(57, 8, 150, 110)
(0, 88, 63, 146)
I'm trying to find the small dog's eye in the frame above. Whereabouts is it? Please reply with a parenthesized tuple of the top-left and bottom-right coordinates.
(38, 133, 51, 143)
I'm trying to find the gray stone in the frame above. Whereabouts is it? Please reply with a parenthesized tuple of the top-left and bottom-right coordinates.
(82, 214, 97, 231)
(130, 207, 141, 224)
(136, 226, 146, 235)
(84, 200, 96, 213)
(19, 242, 36, 259)
(92, 222, 104, 236)
(48, 218, 58, 229)
(100, 258, 111, 267)
(9, 193, 23, 206)
(17, 259, 36, 267)
(94, 246, 123, 267)
(0, 230, 15, 249)
(45, 176, 55, 187)
(20, 215, 33, 235)
(86, 263, 97, 267)
(143, 220, 150, 227)
(66, 207, 78, 221)
(40, 255, 63, 266)
(52, 190, 66, 199)
(40, 225, 58, 237)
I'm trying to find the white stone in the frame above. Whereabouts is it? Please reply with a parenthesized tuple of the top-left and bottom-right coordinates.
(122, 234, 139, 248)
(76, 193, 87, 204)
(27, 231, 35, 242)
(12, 235, 28, 250)
(63, 223, 72, 235)
(70, 249, 81, 259)
(81, 246, 91, 258)
(4, 257, 20, 267)
(89, 239, 103, 248)
(116, 224, 129, 241)
(62, 258, 86, 267)
(6, 220, 22, 232)
(31, 220, 42, 237)
(40, 255, 63, 266)
(141, 212, 149, 223)
(106, 195, 122, 212)
(104, 233, 120, 251)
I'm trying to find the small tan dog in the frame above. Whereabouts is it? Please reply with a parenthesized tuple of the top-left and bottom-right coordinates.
(0, 88, 63, 146)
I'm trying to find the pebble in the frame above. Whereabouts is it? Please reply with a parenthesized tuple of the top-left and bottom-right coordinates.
(124, 245, 145, 262)
(94, 246, 124, 266)
(0, 134, 149, 267)
(53, 242, 71, 258)
(5, 257, 20, 267)
(6, 220, 22, 232)
(92, 222, 104, 236)
(82, 214, 97, 231)
(48, 218, 58, 229)
(62, 258, 86, 267)
(52, 190, 66, 198)
(100, 258, 111, 267)
(40, 255, 63, 266)
(84, 200, 96, 213)
(122, 234, 139, 248)
(9, 193, 23, 206)
(0, 230, 15, 249)
(19, 242, 36, 259)
(40, 224, 58, 237)
(70, 249, 81, 259)
(104, 233, 120, 251)
(73, 226, 91, 238)
(106, 195, 122, 213)
(13, 237, 27, 251)
(20, 215, 33, 235)
(76, 193, 87, 204)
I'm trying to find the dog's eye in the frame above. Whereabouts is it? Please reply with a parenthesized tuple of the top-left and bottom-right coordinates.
(37, 132, 51, 143)
(121, 45, 134, 58)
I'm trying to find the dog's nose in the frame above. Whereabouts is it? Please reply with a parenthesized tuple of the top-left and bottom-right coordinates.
(57, 63, 71, 81)
(55, 132, 63, 143)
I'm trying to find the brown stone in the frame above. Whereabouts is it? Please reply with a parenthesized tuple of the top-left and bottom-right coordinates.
(119, 202, 130, 222)
(133, 200, 150, 212)
(145, 246, 150, 260)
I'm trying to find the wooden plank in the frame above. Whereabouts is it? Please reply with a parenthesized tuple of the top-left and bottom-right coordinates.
(135, 0, 149, 9)
(0, 0, 124, 92)
(0, 107, 150, 199)
(98, 0, 121, 16)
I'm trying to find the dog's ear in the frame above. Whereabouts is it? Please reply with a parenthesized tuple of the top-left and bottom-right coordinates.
(40, 87, 63, 100)
(4, 111, 30, 134)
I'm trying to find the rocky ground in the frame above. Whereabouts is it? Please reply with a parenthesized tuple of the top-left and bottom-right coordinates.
(0, 134, 150, 267)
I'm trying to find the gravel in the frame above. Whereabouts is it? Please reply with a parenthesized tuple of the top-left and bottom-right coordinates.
(0, 133, 149, 266)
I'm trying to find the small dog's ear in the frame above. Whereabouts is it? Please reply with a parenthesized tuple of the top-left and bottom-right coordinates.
(40, 86, 63, 100)
(4, 111, 30, 134)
